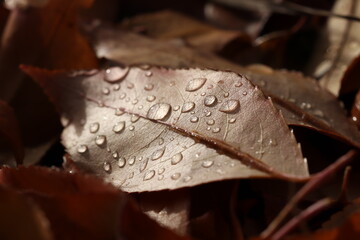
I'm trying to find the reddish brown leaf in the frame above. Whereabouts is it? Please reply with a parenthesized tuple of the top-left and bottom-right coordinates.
(0, 100, 23, 164)
(87, 27, 360, 148)
(23, 65, 309, 193)
(0, 186, 53, 240)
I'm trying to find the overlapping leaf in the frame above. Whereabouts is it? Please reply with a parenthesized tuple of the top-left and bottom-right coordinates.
(23, 65, 308, 192)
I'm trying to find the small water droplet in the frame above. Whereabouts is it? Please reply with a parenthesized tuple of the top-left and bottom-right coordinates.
(185, 78, 207, 92)
(206, 119, 215, 125)
(353, 116, 358, 122)
(89, 122, 100, 133)
(235, 82, 243, 87)
(152, 147, 165, 160)
(171, 173, 181, 180)
(118, 157, 126, 167)
(195, 152, 200, 158)
(204, 95, 217, 106)
(129, 125, 135, 131)
(228, 118, 236, 123)
(205, 111, 212, 117)
(113, 121, 125, 133)
(127, 82, 134, 89)
(138, 105, 143, 110)
(158, 175, 164, 180)
(104, 66, 129, 82)
(140, 158, 149, 172)
(131, 114, 140, 123)
(207, 84, 214, 89)
(128, 172, 134, 179)
(173, 105, 180, 111)
(115, 108, 125, 116)
(98, 101, 104, 107)
(219, 100, 240, 113)
(224, 92, 229, 97)
(77, 145, 88, 154)
(113, 84, 120, 91)
(102, 87, 110, 95)
(313, 109, 324, 118)
(145, 71, 153, 77)
(201, 92, 206, 96)
(169, 81, 175, 86)
(146, 95, 156, 102)
(147, 103, 172, 120)
(103, 162, 111, 173)
(171, 153, 183, 165)
(202, 160, 214, 168)
(306, 103, 312, 109)
(132, 99, 138, 105)
(95, 135, 106, 146)
(242, 91, 247, 96)
(190, 116, 199, 123)
(207, 127, 211, 131)
(144, 170, 155, 181)
(181, 102, 195, 112)
(212, 127, 221, 133)
(144, 83, 154, 91)
(120, 93, 126, 99)
(112, 151, 119, 159)
(183, 176, 192, 182)
(158, 168, 165, 175)
(129, 156, 136, 165)
(158, 138, 164, 145)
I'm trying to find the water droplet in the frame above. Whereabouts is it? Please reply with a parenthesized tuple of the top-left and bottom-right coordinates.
(204, 95, 217, 106)
(313, 109, 324, 118)
(98, 101, 104, 107)
(103, 162, 111, 172)
(306, 103, 312, 109)
(120, 93, 126, 99)
(207, 127, 211, 131)
(224, 92, 229, 97)
(140, 158, 149, 172)
(235, 82, 243, 87)
(353, 116, 358, 122)
(212, 127, 221, 133)
(171, 153, 183, 165)
(131, 114, 140, 123)
(190, 116, 199, 123)
(129, 156, 136, 165)
(128, 172, 134, 179)
(158, 138, 164, 145)
(118, 157, 126, 167)
(104, 66, 129, 82)
(195, 152, 200, 158)
(115, 108, 125, 116)
(242, 91, 247, 96)
(102, 87, 110, 95)
(181, 102, 195, 112)
(207, 84, 214, 89)
(201, 92, 206, 96)
(171, 173, 181, 180)
(127, 82, 134, 89)
(218, 80, 224, 84)
(202, 160, 214, 168)
(60, 116, 70, 127)
(113, 84, 120, 91)
(89, 122, 100, 133)
(158, 168, 165, 175)
(138, 105, 143, 110)
(146, 95, 156, 102)
(152, 147, 165, 160)
(129, 125, 135, 131)
(170, 81, 175, 86)
(173, 105, 180, 111)
(183, 176, 192, 182)
(144, 170, 155, 181)
(185, 78, 207, 92)
(228, 118, 236, 123)
(144, 83, 154, 91)
(113, 121, 125, 133)
(77, 145, 88, 154)
(206, 119, 215, 125)
(219, 100, 240, 113)
(205, 111, 212, 117)
(112, 151, 119, 159)
(147, 103, 172, 120)
(132, 99, 138, 105)
(158, 175, 164, 180)
(95, 135, 106, 146)
(145, 71, 153, 77)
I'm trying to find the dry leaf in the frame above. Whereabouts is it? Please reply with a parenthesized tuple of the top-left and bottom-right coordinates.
(23, 65, 309, 192)
(88, 27, 360, 148)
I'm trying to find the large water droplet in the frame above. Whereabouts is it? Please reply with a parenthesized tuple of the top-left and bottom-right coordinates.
(118, 157, 126, 168)
(95, 135, 106, 146)
(144, 83, 154, 91)
(181, 102, 195, 113)
(104, 66, 129, 82)
(113, 121, 125, 133)
(219, 100, 240, 113)
(204, 95, 217, 106)
(185, 78, 207, 92)
(171, 173, 181, 180)
(152, 147, 165, 160)
(144, 170, 155, 181)
(171, 153, 183, 165)
(89, 122, 100, 133)
(131, 114, 140, 123)
(190, 116, 199, 123)
(147, 103, 172, 120)
(202, 160, 214, 168)
(77, 145, 88, 154)
(103, 162, 111, 172)
(129, 156, 136, 165)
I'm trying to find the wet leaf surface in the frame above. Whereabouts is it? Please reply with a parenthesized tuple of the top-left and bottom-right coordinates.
(23, 65, 309, 192)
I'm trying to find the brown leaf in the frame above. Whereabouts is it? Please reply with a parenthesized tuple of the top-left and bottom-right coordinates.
(0, 100, 24, 164)
(0, 166, 189, 240)
(120, 10, 251, 53)
(0, 186, 53, 240)
(87, 27, 360, 148)
(23, 65, 309, 193)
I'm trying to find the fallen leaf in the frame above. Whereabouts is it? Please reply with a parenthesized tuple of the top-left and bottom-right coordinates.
(87, 27, 360, 148)
(0, 100, 24, 164)
(23, 65, 309, 192)
(0, 186, 53, 240)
